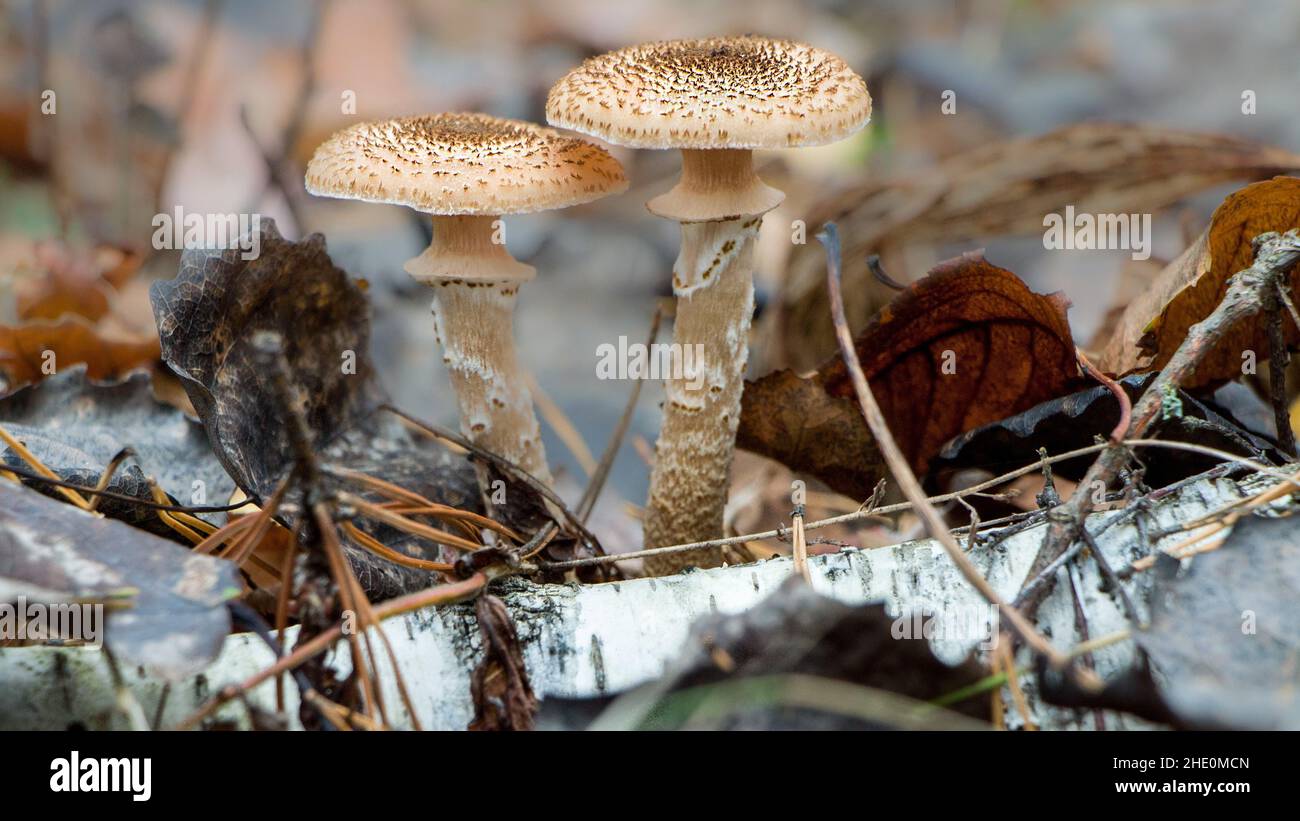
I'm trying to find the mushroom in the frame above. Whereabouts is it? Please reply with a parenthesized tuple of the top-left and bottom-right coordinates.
(306, 113, 627, 483)
(547, 37, 870, 573)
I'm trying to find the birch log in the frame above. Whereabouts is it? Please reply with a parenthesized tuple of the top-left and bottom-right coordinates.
(0, 473, 1263, 731)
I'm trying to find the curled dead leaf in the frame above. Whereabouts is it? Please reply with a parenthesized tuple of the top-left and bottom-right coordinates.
(150, 219, 487, 599)
(1096, 176, 1300, 387)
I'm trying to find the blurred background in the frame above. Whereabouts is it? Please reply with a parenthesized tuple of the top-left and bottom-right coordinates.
(1, 0, 1297, 552)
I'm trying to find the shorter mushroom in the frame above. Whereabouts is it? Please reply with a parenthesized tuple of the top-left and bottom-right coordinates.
(306, 113, 627, 482)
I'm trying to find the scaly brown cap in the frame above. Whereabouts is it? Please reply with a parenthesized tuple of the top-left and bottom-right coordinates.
(305, 112, 627, 215)
(546, 36, 871, 150)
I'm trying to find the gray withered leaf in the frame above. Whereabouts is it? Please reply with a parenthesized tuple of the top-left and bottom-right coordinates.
(0, 481, 240, 680)
(1135, 513, 1300, 730)
(0, 367, 236, 533)
(150, 218, 480, 599)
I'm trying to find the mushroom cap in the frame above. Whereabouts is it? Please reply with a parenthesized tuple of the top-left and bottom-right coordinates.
(305, 112, 628, 215)
(546, 36, 871, 151)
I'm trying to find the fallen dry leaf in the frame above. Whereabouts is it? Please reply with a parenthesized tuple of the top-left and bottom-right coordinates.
(16, 242, 142, 323)
(1095, 176, 1300, 387)
(0, 316, 160, 395)
(0, 480, 239, 680)
(1133, 512, 1300, 729)
(150, 218, 487, 599)
(150, 219, 380, 493)
(739, 253, 1078, 499)
(1046, 512, 1300, 730)
(736, 369, 882, 502)
(1086, 256, 1166, 354)
(0, 366, 236, 527)
(933, 374, 1282, 490)
(774, 125, 1300, 371)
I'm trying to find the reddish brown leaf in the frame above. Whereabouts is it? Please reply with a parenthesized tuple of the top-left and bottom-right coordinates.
(735, 369, 882, 501)
(739, 254, 1078, 499)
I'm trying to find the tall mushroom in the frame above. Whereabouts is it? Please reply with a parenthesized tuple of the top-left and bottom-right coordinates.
(306, 113, 627, 482)
(548, 37, 870, 573)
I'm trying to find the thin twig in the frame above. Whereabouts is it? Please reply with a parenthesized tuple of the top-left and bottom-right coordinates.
(542, 438, 1270, 572)
(576, 307, 662, 524)
(820, 223, 1067, 667)
(527, 373, 597, 478)
(1064, 565, 1104, 730)
(867, 254, 907, 290)
(543, 442, 1114, 570)
(1077, 348, 1130, 444)
(381, 404, 602, 553)
(1264, 286, 1297, 456)
(1080, 526, 1141, 627)
(790, 506, 810, 582)
(998, 636, 1036, 730)
(954, 496, 981, 550)
(520, 521, 560, 560)
(1275, 277, 1300, 336)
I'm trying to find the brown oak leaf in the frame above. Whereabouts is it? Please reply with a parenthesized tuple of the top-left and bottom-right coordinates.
(739, 253, 1078, 499)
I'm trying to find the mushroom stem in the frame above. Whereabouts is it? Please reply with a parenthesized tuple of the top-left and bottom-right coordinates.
(642, 147, 783, 574)
(642, 211, 765, 575)
(406, 215, 552, 484)
(648, 149, 783, 223)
